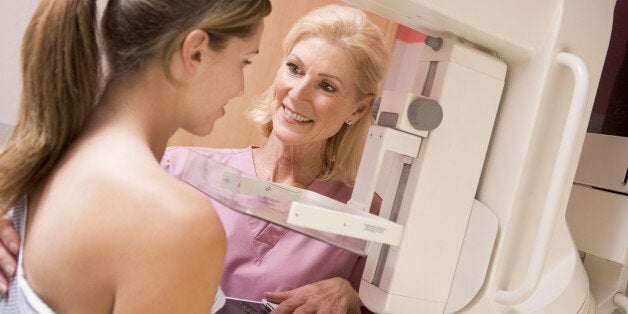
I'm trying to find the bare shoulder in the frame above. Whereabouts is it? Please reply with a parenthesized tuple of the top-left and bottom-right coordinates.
(106, 171, 226, 312)
(22, 158, 226, 313)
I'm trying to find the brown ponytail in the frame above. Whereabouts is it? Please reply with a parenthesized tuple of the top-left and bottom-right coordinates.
(0, 0, 100, 211)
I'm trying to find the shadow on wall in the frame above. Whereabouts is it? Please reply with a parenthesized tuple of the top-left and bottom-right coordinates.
(0, 123, 14, 145)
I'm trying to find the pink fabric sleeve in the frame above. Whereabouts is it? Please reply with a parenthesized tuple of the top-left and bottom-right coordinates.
(160, 147, 190, 179)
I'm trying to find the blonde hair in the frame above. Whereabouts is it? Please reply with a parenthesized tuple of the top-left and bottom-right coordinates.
(248, 4, 389, 185)
(0, 0, 271, 211)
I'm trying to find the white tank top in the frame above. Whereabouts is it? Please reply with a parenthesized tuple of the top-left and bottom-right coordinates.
(0, 198, 55, 313)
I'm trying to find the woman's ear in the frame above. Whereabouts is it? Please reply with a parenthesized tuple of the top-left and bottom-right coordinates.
(350, 96, 375, 121)
(179, 29, 210, 74)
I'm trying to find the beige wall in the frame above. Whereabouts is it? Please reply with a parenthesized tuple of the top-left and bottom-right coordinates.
(167, 0, 397, 149)
(0, 0, 39, 126)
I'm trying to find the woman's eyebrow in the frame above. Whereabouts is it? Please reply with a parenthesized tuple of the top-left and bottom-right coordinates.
(287, 54, 302, 63)
(288, 53, 345, 87)
(320, 73, 344, 87)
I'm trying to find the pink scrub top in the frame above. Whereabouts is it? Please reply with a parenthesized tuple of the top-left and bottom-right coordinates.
(161, 146, 381, 301)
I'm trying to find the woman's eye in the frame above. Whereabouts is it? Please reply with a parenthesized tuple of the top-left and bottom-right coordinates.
(320, 81, 337, 93)
(287, 62, 303, 75)
(243, 59, 252, 66)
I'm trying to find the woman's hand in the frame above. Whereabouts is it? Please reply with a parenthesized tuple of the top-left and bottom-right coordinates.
(264, 277, 360, 314)
(0, 214, 19, 294)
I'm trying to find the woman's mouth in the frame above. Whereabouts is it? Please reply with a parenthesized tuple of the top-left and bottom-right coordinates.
(283, 106, 313, 123)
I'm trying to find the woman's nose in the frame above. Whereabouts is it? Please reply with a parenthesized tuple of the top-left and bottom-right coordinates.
(287, 78, 311, 101)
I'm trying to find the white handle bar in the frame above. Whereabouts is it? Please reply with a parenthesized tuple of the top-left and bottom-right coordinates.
(494, 52, 590, 305)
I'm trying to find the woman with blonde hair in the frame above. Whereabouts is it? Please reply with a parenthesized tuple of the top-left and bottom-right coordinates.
(164, 5, 390, 313)
(0, 0, 270, 312)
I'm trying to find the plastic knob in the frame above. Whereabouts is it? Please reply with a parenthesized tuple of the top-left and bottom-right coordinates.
(407, 98, 443, 131)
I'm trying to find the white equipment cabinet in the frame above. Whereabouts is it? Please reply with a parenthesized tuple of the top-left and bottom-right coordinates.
(338, 0, 618, 313)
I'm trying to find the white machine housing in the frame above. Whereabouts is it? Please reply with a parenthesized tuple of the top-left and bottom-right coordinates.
(354, 36, 505, 313)
(339, 0, 619, 313)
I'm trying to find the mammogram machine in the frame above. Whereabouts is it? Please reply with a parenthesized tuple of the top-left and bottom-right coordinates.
(330, 0, 624, 313)
(186, 0, 626, 313)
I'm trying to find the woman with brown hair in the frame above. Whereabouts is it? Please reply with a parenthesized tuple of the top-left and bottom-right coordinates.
(0, 0, 270, 312)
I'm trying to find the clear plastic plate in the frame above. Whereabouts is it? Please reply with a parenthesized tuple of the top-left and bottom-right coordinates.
(181, 149, 369, 255)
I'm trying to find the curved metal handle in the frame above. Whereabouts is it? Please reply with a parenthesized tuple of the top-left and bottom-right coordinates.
(494, 52, 591, 305)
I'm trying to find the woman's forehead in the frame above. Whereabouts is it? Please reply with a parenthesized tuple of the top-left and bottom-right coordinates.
(290, 38, 354, 74)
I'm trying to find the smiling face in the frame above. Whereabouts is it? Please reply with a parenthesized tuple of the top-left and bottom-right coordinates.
(271, 37, 369, 146)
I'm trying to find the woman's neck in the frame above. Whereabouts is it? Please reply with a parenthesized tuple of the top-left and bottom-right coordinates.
(87, 72, 179, 162)
(253, 134, 325, 188)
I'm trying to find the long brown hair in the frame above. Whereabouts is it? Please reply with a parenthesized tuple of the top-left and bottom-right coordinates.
(0, 0, 271, 211)
(0, 1, 99, 211)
